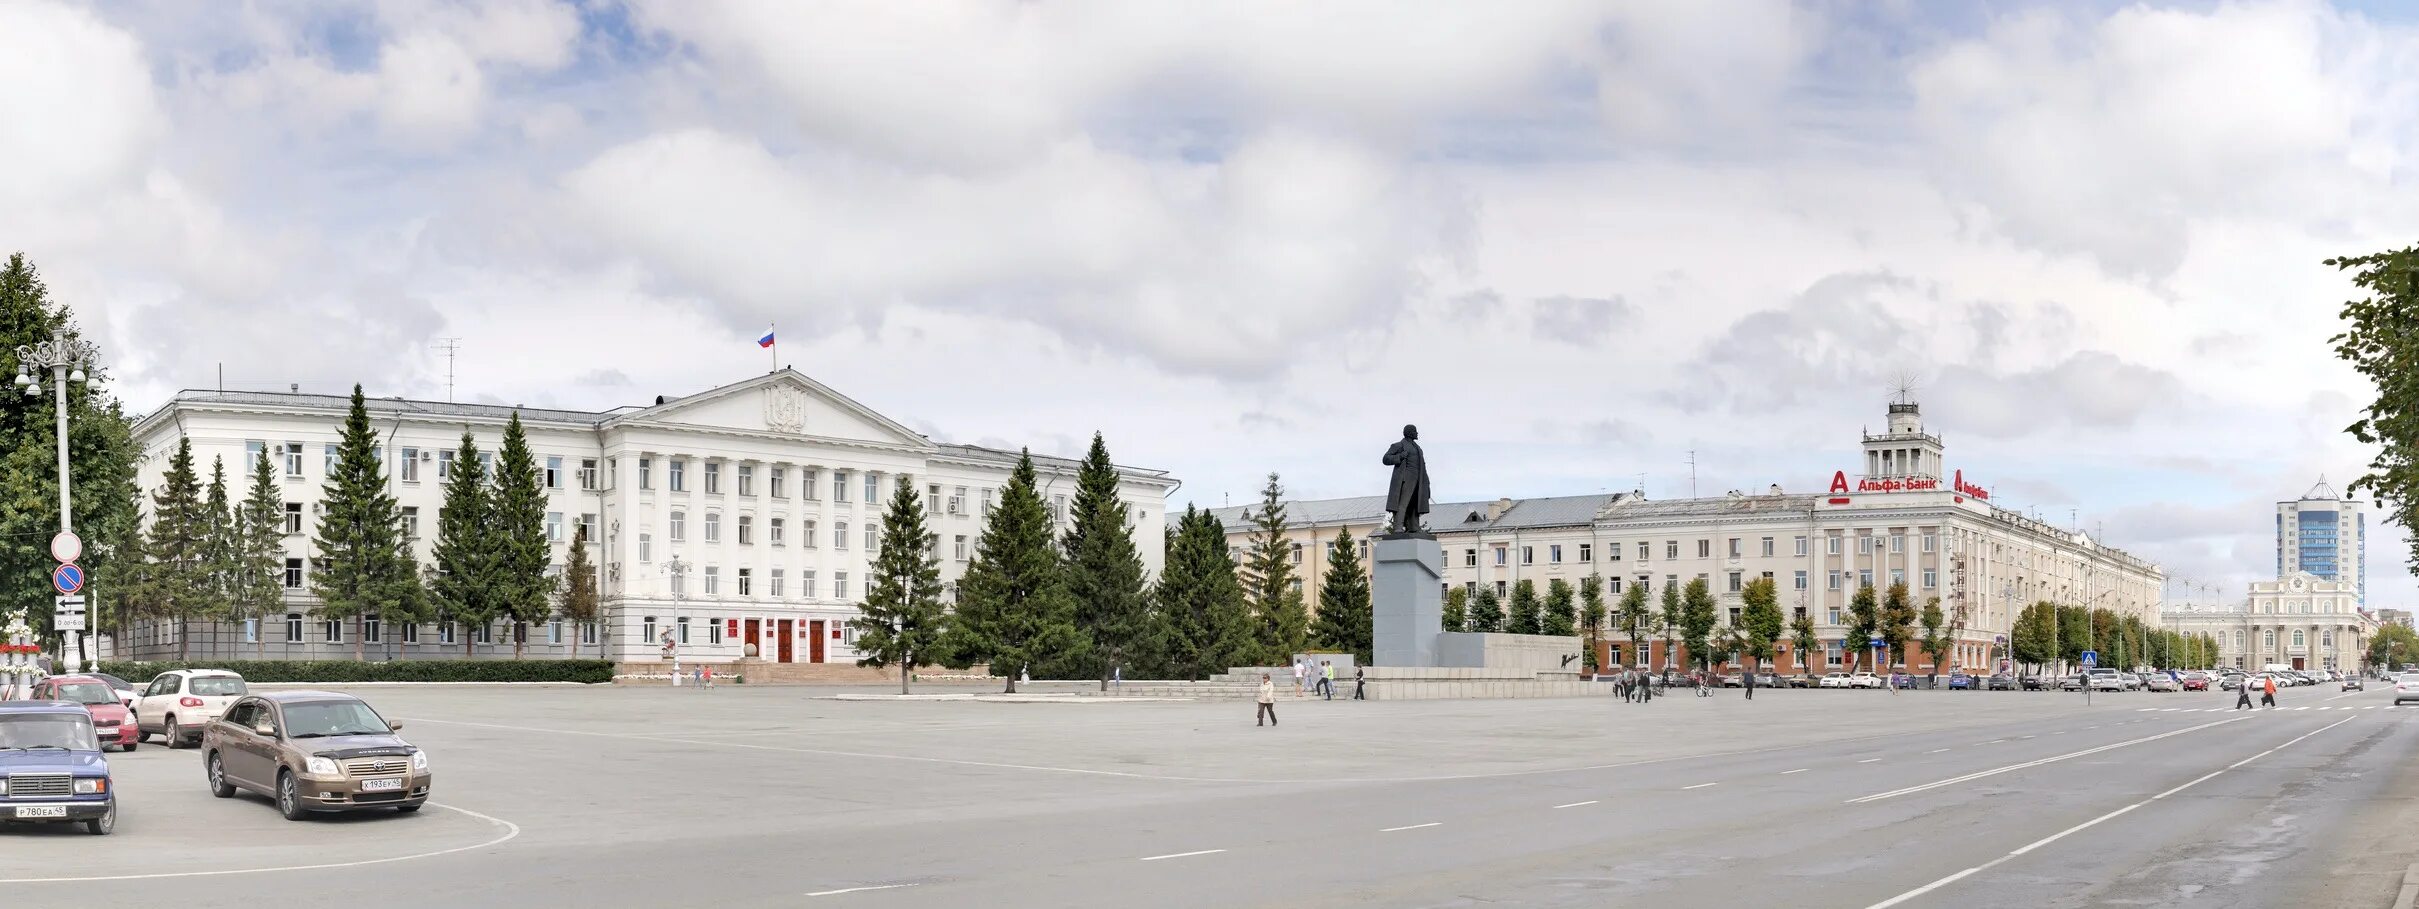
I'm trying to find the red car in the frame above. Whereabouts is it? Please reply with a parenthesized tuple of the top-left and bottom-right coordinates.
(2180, 673, 2210, 692)
(31, 675, 140, 751)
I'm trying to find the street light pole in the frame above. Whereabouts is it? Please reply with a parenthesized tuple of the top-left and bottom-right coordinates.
(13, 329, 97, 673)
(664, 554, 688, 687)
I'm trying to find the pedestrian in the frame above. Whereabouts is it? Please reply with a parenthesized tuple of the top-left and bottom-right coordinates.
(1321, 661, 1336, 700)
(2234, 677, 2255, 710)
(1745, 668, 1756, 701)
(1293, 660, 1307, 698)
(2261, 674, 2278, 708)
(1352, 666, 1366, 700)
(1113, 664, 1122, 692)
(1256, 673, 1277, 726)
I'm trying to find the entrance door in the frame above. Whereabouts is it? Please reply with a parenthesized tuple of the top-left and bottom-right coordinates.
(776, 620, 794, 663)
(809, 621, 826, 663)
(744, 619, 761, 659)
(2292, 656, 2305, 670)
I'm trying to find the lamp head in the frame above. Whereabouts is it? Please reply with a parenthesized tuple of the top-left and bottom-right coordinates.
(21, 382, 39, 397)
(10, 373, 25, 387)
(68, 367, 86, 383)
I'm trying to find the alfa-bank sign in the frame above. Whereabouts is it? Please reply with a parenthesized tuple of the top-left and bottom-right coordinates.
(1827, 469, 1990, 502)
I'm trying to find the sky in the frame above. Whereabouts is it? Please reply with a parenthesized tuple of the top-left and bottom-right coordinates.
(4, 0, 2417, 608)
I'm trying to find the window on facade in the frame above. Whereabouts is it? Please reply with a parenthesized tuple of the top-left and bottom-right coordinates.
(738, 568, 752, 596)
(1494, 547, 1508, 566)
(401, 621, 419, 644)
(1291, 542, 1303, 564)
(927, 483, 942, 516)
(769, 467, 786, 498)
(2292, 630, 2305, 647)
(579, 458, 599, 490)
(243, 618, 260, 643)
(864, 472, 880, 502)
(1522, 546, 1535, 565)
(1760, 537, 1774, 557)
(1496, 580, 1509, 598)
(835, 521, 849, 550)
(769, 517, 785, 546)
(1826, 643, 1843, 667)
(1543, 544, 1557, 563)
(398, 447, 419, 482)
(676, 617, 691, 644)
(324, 618, 343, 643)
(954, 535, 968, 560)
(437, 619, 456, 645)
(576, 513, 596, 543)
(1793, 570, 1808, 590)
(641, 616, 657, 643)
(1699, 540, 1712, 558)
(401, 506, 419, 540)
(324, 443, 339, 475)
(638, 532, 652, 562)
(865, 524, 879, 551)
(669, 460, 687, 492)
(1858, 536, 1872, 554)
(1827, 570, 1841, 590)
(803, 570, 818, 599)
(980, 487, 993, 516)
(1889, 568, 1904, 586)
(834, 470, 850, 503)
(835, 571, 850, 600)
(1727, 539, 1740, 558)
(1667, 541, 1679, 559)
(1860, 569, 1874, 588)
(704, 461, 721, 494)
(951, 486, 967, 515)
(670, 511, 687, 542)
(2323, 631, 2334, 647)
(1578, 543, 1592, 562)
(1795, 536, 1809, 556)
(738, 464, 754, 496)
(363, 616, 382, 644)
(284, 558, 304, 588)
(284, 613, 304, 641)
(547, 620, 563, 645)
(2264, 630, 2275, 648)
(669, 569, 685, 597)
(1728, 571, 1743, 592)
(547, 511, 564, 543)
(1922, 569, 1937, 588)
(738, 515, 753, 545)
(1607, 578, 1623, 593)
(1922, 533, 1936, 553)
(284, 502, 303, 535)
(770, 569, 786, 598)
(545, 456, 563, 489)
(639, 458, 652, 489)
(1635, 542, 1648, 561)
(1888, 534, 1903, 554)
(279, 442, 303, 477)
(1828, 535, 1842, 555)
(704, 567, 720, 596)
(246, 439, 266, 468)
(1464, 549, 1477, 567)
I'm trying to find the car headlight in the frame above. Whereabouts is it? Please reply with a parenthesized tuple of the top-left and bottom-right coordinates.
(305, 756, 340, 776)
(74, 777, 107, 794)
(410, 750, 428, 772)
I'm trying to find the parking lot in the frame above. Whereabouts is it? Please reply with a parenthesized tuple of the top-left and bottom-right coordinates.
(4, 681, 2415, 908)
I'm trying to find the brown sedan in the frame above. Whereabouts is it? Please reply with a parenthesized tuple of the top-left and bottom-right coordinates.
(200, 691, 432, 820)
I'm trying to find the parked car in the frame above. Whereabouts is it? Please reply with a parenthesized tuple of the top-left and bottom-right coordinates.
(0, 701, 115, 835)
(1753, 673, 1785, 689)
(2219, 674, 2247, 690)
(1848, 672, 1885, 689)
(2344, 676, 2365, 691)
(2060, 673, 2086, 691)
(2088, 670, 2124, 692)
(1818, 673, 1852, 689)
(87, 673, 139, 708)
(1946, 674, 1975, 690)
(1987, 674, 2018, 691)
(29, 676, 138, 752)
(1720, 674, 1745, 688)
(2397, 673, 2419, 706)
(2020, 674, 2049, 690)
(203, 691, 430, 820)
(2180, 673, 2210, 692)
(134, 669, 248, 748)
(2145, 675, 2181, 692)
(2116, 672, 2143, 691)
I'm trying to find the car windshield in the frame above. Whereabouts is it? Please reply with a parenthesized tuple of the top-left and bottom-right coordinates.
(0, 714, 101, 751)
(51, 682, 116, 705)
(282, 701, 390, 737)
(189, 677, 247, 696)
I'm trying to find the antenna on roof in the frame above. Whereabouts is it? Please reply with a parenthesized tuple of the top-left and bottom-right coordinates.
(432, 338, 462, 403)
(1687, 450, 1698, 499)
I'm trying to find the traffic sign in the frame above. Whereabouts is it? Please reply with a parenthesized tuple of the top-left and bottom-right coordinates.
(50, 562, 84, 595)
(1869, 637, 1886, 649)
(54, 595, 86, 632)
(49, 531, 80, 564)
(2080, 650, 2098, 668)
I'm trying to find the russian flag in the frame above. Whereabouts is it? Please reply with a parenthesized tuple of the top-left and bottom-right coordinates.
(757, 328, 776, 348)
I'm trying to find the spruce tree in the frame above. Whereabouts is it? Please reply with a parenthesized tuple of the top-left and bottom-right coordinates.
(1240, 472, 1303, 662)
(147, 437, 208, 659)
(1616, 582, 1650, 670)
(1309, 526, 1372, 663)
(945, 451, 1082, 691)
(489, 413, 556, 658)
(850, 478, 947, 693)
(1507, 579, 1542, 635)
(232, 448, 284, 658)
(1154, 508, 1254, 678)
(1467, 586, 1503, 633)
(199, 456, 236, 646)
(309, 385, 419, 661)
(430, 432, 496, 656)
(559, 521, 600, 659)
(1679, 577, 1718, 672)
(1542, 578, 1577, 637)
(1061, 433, 1152, 685)
(1441, 586, 1468, 633)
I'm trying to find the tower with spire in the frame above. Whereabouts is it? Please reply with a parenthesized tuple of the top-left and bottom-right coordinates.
(2277, 476, 2366, 605)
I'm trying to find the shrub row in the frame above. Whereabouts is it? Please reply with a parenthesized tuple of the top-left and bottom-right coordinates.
(92, 659, 614, 684)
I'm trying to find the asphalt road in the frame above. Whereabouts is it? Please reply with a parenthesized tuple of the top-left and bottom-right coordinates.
(3, 681, 2414, 908)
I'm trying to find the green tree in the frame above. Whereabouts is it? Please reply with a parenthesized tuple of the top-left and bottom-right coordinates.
(2010, 602, 2051, 672)
(558, 520, 600, 660)
(1919, 597, 1957, 683)
(1577, 574, 1607, 673)
(1788, 609, 1819, 681)
(231, 448, 284, 658)
(1616, 582, 1651, 670)
(199, 456, 237, 633)
(947, 451, 1083, 690)
(309, 386, 421, 661)
(1467, 586, 1503, 633)
(1738, 576, 1783, 675)
(1062, 433, 1152, 685)
(1309, 526, 1372, 663)
(429, 432, 497, 657)
(1879, 582, 1917, 671)
(1658, 582, 1683, 673)
(1542, 578, 1577, 638)
(1152, 506, 1252, 680)
(1239, 472, 1304, 663)
(1679, 577, 1718, 672)
(2060, 605, 2093, 668)
(852, 478, 948, 693)
(1507, 579, 1542, 635)
(1844, 583, 1879, 672)
(2373, 624, 2419, 669)
(489, 413, 556, 659)
(146, 438, 209, 658)
(1442, 586, 1468, 633)
(2330, 245, 2419, 577)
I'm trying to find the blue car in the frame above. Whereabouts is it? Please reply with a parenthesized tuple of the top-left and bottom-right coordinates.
(0, 701, 116, 835)
(1947, 673, 1975, 690)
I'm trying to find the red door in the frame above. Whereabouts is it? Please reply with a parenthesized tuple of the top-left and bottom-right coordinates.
(809, 620, 826, 663)
(776, 620, 794, 663)
(744, 619, 761, 658)
(2292, 656, 2305, 670)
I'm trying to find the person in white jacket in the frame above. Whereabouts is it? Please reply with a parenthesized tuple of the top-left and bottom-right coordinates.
(1256, 674, 1278, 726)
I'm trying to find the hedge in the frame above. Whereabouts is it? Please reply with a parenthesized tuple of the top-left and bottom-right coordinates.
(92, 660, 614, 684)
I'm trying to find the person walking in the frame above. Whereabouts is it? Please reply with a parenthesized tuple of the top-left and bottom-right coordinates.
(2234, 676, 2255, 710)
(1292, 660, 1307, 698)
(1745, 668, 1756, 701)
(1321, 661, 1336, 700)
(2260, 674, 2279, 708)
(1352, 666, 1366, 700)
(1256, 674, 1277, 726)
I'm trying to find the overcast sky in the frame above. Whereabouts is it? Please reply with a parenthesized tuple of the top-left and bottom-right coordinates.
(5, 0, 2416, 608)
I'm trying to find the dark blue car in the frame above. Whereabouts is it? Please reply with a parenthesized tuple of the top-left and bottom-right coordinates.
(1947, 674, 1975, 690)
(0, 701, 116, 835)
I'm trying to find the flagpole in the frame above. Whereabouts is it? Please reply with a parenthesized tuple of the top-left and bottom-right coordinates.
(769, 321, 777, 373)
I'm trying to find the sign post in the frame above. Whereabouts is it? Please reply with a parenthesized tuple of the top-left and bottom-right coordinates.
(2080, 650, 2098, 705)
(50, 531, 85, 674)
(53, 596, 85, 633)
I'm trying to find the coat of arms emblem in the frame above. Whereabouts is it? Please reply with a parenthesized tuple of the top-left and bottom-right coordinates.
(764, 386, 807, 433)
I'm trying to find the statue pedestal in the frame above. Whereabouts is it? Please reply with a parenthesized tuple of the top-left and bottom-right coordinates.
(1371, 535, 1443, 667)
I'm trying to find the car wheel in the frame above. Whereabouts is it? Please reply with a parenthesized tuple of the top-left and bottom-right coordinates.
(122, 740, 135, 752)
(207, 752, 235, 799)
(165, 718, 184, 749)
(396, 804, 422, 814)
(84, 798, 115, 836)
(277, 770, 308, 821)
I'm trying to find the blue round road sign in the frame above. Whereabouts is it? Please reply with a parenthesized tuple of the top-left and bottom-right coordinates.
(51, 563, 83, 595)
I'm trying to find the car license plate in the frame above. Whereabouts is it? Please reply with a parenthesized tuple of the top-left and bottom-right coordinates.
(360, 777, 404, 792)
(14, 806, 67, 818)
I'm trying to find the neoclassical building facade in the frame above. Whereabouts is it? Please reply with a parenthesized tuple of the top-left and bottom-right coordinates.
(2163, 572, 2373, 672)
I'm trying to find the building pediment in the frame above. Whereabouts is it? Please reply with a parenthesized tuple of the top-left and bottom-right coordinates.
(604, 370, 932, 450)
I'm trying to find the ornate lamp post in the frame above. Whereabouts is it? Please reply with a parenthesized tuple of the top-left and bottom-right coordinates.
(663, 554, 688, 686)
(12, 328, 99, 673)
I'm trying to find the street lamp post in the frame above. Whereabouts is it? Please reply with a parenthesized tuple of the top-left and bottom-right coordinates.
(664, 554, 688, 687)
(12, 329, 98, 674)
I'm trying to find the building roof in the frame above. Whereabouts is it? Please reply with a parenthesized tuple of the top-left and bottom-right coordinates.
(934, 443, 1172, 481)
(153, 389, 611, 426)
(2302, 476, 2341, 501)
(1188, 495, 1389, 530)
(1488, 493, 1620, 529)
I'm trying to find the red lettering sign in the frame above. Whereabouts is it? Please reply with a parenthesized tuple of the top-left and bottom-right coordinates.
(1830, 471, 1849, 494)
(1953, 469, 1990, 500)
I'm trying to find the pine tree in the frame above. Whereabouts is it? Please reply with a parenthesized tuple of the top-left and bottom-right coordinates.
(1467, 586, 1503, 633)
(147, 437, 208, 659)
(1061, 433, 1152, 685)
(1240, 472, 1303, 663)
(1577, 575, 1606, 671)
(199, 456, 236, 643)
(1679, 577, 1718, 672)
(1309, 526, 1372, 663)
(1541, 578, 1577, 638)
(1149, 507, 1251, 680)
(851, 478, 947, 693)
(1845, 583, 1880, 672)
(559, 520, 600, 659)
(1739, 576, 1783, 674)
(1441, 586, 1468, 633)
(1506, 579, 1542, 635)
(231, 448, 284, 658)
(945, 451, 1083, 691)
(1788, 609, 1819, 680)
(430, 432, 496, 657)
(309, 385, 420, 661)
(489, 413, 556, 658)
(1615, 582, 1651, 669)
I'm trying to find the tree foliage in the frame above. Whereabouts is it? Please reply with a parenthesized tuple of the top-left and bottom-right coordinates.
(1062, 433, 1154, 684)
(1442, 586, 1468, 633)
(1738, 576, 1783, 672)
(1879, 582, 1917, 671)
(851, 479, 948, 693)
(1309, 526, 1372, 663)
(1153, 505, 1253, 680)
(1467, 586, 1503, 633)
(489, 413, 556, 658)
(947, 451, 1084, 689)
(1577, 574, 1606, 671)
(429, 432, 497, 656)
(1678, 577, 1718, 672)
(1507, 578, 1542, 635)
(1844, 583, 1879, 672)
(1919, 596, 1956, 681)
(1541, 578, 1577, 638)
(146, 438, 211, 658)
(1239, 472, 1304, 663)
(309, 386, 422, 661)
(2329, 245, 2419, 575)
(231, 448, 285, 657)
(558, 520, 600, 660)
(1616, 582, 1652, 670)
(1658, 582, 1683, 672)
(1788, 609, 1819, 678)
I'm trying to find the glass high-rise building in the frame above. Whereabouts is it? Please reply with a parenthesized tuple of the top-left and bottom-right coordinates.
(2277, 478, 2366, 605)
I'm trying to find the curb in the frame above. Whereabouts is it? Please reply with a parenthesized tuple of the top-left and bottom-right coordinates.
(2395, 862, 2419, 909)
(252, 681, 601, 687)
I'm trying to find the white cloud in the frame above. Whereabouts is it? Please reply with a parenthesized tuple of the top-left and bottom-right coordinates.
(0, 0, 161, 205)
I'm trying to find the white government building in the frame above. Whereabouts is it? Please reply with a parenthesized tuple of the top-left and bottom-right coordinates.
(114, 370, 1177, 665)
(2161, 572, 2372, 672)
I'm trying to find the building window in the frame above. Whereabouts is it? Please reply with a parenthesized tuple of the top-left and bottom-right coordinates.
(1793, 570, 1808, 590)
(803, 519, 819, 548)
(802, 570, 818, 599)
(579, 458, 599, 490)
(548, 620, 563, 645)
(324, 618, 343, 643)
(285, 613, 304, 641)
(281, 442, 304, 477)
(1760, 537, 1774, 557)
(1495, 580, 1508, 598)
(1494, 547, 1508, 566)
(1922, 533, 1936, 553)
(324, 443, 339, 475)
(865, 472, 880, 502)
(706, 617, 722, 644)
(243, 618, 259, 643)
(402, 506, 419, 540)
(835, 571, 850, 600)
(1922, 569, 1937, 588)
(2323, 630, 2334, 647)
(1826, 643, 1843, 667)
(246, 439, 266, 468)
(670, 511, 687, 542)
(2292, 629, 2305, 647)
(980, 487, 994, 516)
(1578, 543, 1592, 562)
(576, 513, 596, 542)
(547, 511, 564, 543)
(1860, 569, 1874, 588)
(642, 616, 657, 643)
(581, 622, 598, 644)
(1890, 534, 1905, 553)
(669, 459, 687, 492)
(399, 447, 420, 482)
(835, 521, 849, 550)
(1051, 495, 1067, 524)
(865, 524, 878, 551)
(1727, 538, 1740, 558)
(951, 486, 967, 515)
(1795, 536, 1809, 556)
(2263, 630, 2275, 649)
(770, 569, 786, 598)
(639, 458, 652, 489)
(737, 515, 753, 545)
(438, 619, 457, 645)
(769, 517, 785, 546)
(1700, 540, 1713, 558)
(545, 456, 563, 489)
(401, 621, 419, 644)
(1667, 541, 1679, 559)
(284, 558, 304, 588)
(954, 535, 968, 560)
(800, 467, 819, 501)
(677, 617, 691, 644)
(738, 464, 755, 496)
(704, 566, 720, 596)
(2234, 630, 2245, 649)
(738, 568, 752, 596)
(834, 470, 850, 503)
(363, 616, 382, 644)
(1858, 536, 1872, 555)
(704, 461, 721, 494)
(1828, 535, 1841, 555)
(1827, 570, 1841, 590)
(1889, 568, 1904, 586)
(639, 532, 652, 562)
(769, 467, 786, 499)
(1523, 546, 1535, 565)
(1549, 545, 1564, 563)
(284, 502, 303, 535)
(1291, 542, 1303, 564)
(669, 568, 685, 597)
(1635, 542, 1648, 561)
(1728, 571, 1743, 592)
(927, 483, 942, 516)
(1465, 549, 1477, 567)
(1607, 578, 1623, 593)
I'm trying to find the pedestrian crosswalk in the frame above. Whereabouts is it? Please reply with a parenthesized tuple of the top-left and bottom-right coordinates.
(2129, 704, 2392, 713)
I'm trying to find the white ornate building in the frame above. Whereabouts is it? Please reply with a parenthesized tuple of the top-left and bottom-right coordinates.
(116, 370, 1176, 664)
(2163, 572, 2375, 672)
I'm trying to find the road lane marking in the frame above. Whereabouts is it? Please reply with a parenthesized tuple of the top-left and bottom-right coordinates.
(1141, 850, 1226, 861)
(1554, 800, 1599, 808)
(0, 803, 520, 883)
(1858, 758, 1883, 763)
(1683, 782, 1719, 790)
(1925, 749, 1950, 754)
(808, 884, 919, 897)
(1847, 717, 2248, 804)
(1381, 823, 1441, 832)
(1781, 769, 1809, 774)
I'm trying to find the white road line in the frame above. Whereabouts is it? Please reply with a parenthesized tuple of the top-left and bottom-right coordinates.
(2137, 708, 2157, 712)
(1925, 749, 1950, 754)
(1864, 867, 1982, 909)
(0, 803, 520, 883)
(1781, 769, 1809, 775)
(1381, 823, 1441, 832)
(2295, 706, 2312, 711)
(1140, 849, 1227, 862)
(1847, 717, 2247, 805)
(2020, 735, 2037, 739)
(1683, 782, 1719, 790)
(808, 884, 919, 897)
(1554, 800, 1599, 808)
(1858, 758, 1883, 763)
(2327, 691, 2365, 700)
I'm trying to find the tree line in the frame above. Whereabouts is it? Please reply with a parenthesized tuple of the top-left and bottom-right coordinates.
(2008, 601, 2218, 673)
